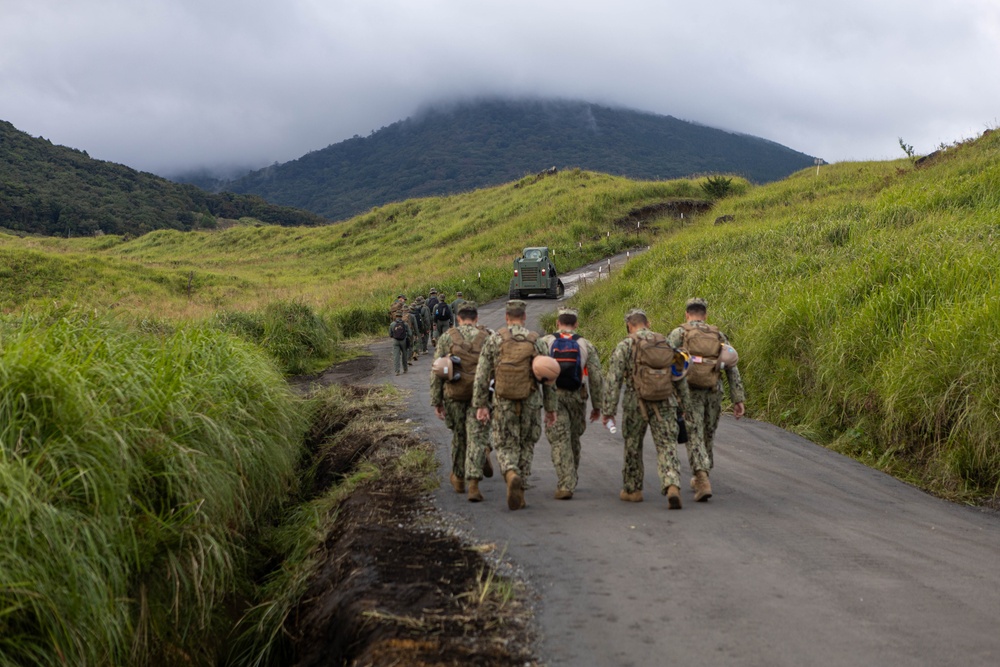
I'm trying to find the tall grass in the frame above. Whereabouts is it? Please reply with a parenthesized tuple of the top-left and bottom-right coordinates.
(570, 131, 1000, 499)
(0, 310, 307, 665)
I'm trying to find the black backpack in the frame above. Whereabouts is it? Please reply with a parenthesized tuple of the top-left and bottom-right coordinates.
(390, 320, 407, 340)
(550, 333, 584, 391)
(434, 302, 452, 322)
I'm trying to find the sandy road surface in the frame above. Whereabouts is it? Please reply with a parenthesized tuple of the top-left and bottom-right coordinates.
(356, 254, 1000, 667)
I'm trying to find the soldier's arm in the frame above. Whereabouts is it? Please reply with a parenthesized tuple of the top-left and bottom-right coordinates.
(430, 334, 451, 407)
(666, 326, 685, 350)
(726, 365, 746, 406)
(676, 376, 693, 415)
(535, 338, 558, 413)
(601, 340, 629, 416)
(472, 336, 498, 409)
(584, 340, 605, 413)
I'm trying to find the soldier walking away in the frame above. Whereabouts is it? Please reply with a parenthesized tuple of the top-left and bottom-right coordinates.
(450, 291, 467, 315)
(602, 308, 693, 509)
(426, 289, 440, 344)
(389, 311, 411, 376)
(473, 300, 557, 511)
(406, 303, 423, 362)
(432, 293, 454, 341)
(417, 296, 432, 355)
(431, 302, 494, 502)
(667, 297, 746, 502)
(541, 308, 604, 500)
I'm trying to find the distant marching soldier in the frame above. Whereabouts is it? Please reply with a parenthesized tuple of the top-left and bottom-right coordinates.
(541, 308, 604, 499)
(407, 303, 423, 362)
(473, 299, 557, 511)
(417, 296, 432, 355)
(667, 297, 746, 501)
(430, 302, 493, 501)
(426, 289, 441, 344)
(450, 291, 467, 316)
(602, 308, 694, 509)
(389, 310, 411, 376)
(432, 293, 454, 342)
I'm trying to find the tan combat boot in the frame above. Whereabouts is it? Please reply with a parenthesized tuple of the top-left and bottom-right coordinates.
(666, 485, 683, 509)
(449, 473, 465, 494)
(554, 488, 573, 500)
(693, 471, 713, 502)
(482, 449, 494, 478)
(619, 489, 643, 502)
(505, 470, 524, 511)
(467, 479, 484, 502)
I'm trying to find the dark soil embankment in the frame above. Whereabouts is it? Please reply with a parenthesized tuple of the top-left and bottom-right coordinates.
(613, 199, 713, 230)
(287, 383, 537, 666)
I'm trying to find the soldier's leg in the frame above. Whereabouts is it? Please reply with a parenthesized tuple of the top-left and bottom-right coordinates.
(444, 399, 469, 480)
(703, 391, 724, 470)
(392, 340, 403, 374)
(684, 390, 711, 475)
(492, 400, 523, 477)
(649, 406, 682, 493)
(464, 404, 489, 481)
(545, 394, 576, 492)
(621, 407, 648, 493)
(570, 398, 586, 475)
(519, 405, 542, 488)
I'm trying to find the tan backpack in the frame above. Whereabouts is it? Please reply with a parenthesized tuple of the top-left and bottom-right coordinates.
(494, 328, 539, 401)
(682, 323, 723, 390)
(443, 327, 489, 402)
(629, 332, 675, 402)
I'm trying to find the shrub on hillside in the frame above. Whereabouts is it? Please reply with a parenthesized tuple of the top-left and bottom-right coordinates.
(216, 301, 338, 375)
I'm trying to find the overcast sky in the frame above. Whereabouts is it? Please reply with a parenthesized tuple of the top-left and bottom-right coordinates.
(2, 0, 998, 176)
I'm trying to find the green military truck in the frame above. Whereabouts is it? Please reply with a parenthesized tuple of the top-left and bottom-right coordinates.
(509, 247, 565, 299)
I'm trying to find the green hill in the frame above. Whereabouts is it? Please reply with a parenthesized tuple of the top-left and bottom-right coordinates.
(0, 120, 328, 237)
(566, 130, 1000, 501)
(214, 98, 817, 221)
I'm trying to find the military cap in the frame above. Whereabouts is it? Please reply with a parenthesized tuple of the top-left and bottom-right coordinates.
(685, 297, 708, 309)
(397, 294, 406, 300)
(394, 311, 404, 319)
(624, 308, 647, 321)
(456, 291, 463, 296)
(415, 295, 424, 303)
(506, 299, 527, 314)
(456, 300, 478, 316)
(429, 288, 438, 294)
(557, 307, 578, 317)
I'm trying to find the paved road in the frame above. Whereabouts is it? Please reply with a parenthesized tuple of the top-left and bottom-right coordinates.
(377, 255, 1000, 667)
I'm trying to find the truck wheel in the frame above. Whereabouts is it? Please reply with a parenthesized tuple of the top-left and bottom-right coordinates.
(509, 280, 520, 300)
(546, 280, 559, 299)
(556, 279, 565, 298)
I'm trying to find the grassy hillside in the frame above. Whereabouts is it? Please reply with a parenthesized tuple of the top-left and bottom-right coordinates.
(567, 130, 1000, 501)
(0, 120, 327, 236)
(215, 98, 815, 220)
(2, 170, 722, 325)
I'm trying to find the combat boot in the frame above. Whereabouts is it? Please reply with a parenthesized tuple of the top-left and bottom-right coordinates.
(449, 473, 465, 494)
(467, 479, 483, 502)
(619, 489, 643, 502)
(504, 470, 524, 511)
(554, 488, 573, 500)
(666, 485, 682, 509)
(482, 450, 494, 478)
(693, 471, 713, 502)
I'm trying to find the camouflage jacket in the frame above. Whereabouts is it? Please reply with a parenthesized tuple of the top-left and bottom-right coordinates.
(602, 327, 691, 416)
(419, 304, 432, 331)
(407, 309, 423, 336)
(472, 324, 557, 413)
(540, 331, 605, 411)
(667, 321, 746, 404)
(430, 324, 489, 407)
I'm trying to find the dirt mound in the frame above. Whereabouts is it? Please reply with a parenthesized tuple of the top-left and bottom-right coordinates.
(289, 429, 537, 666)
(613, 199, 712, 229)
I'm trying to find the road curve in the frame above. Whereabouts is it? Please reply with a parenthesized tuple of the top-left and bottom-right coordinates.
(379, 254, 1000, 667)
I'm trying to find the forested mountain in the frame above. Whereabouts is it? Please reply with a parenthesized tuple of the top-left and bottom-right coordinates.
(0, 120, 327, 237)
(216, 99, 818, 221)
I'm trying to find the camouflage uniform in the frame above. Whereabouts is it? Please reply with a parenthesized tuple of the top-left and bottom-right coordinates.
(472, 324, 557, 484)
(406, 307, 422, 361)
(602, 327, 695, 494)
(430, 325, 492, 481)
(433, 296, 453, 340)
(418, 298, 432, 354)
(389, 316, 411, 374)
(667, 320, 745, 471)
(541, 332, 604, 493)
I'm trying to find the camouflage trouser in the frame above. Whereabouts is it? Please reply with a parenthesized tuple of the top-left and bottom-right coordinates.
(420, 331, 429, 354)
(392, 339, 408, 373)
(443, 398, 491, 480)
(491, 398, 541, 483)
(545, 390, 587, 492)
(622, 400, 681, 493)
(434, 321, 450, 340)
(686, 388, 721, 470)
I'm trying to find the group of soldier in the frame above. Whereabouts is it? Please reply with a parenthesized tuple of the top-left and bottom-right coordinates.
(388, 289, 468, 375)
(412, 293, 745, 511)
